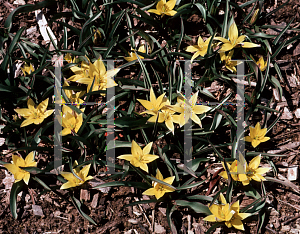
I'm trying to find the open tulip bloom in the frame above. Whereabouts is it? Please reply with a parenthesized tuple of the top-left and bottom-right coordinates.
(245, 122, 270, 148)
(215, 22, 260, 52)
(143, 169, 175, 199)
(60, 161, 93, 190)
(117, 141, 159, 173)
(204, 193, 251, 230)
(168, 91, 211, 127)
(220, 50, 242, 73)
(14, 98, 54, 127)
(124, 45, 146, 62)
(137, 88, 167, 116)
(21, 63, 34, 76)
(148, 0, 177, 16)
(219, 154, 271, 186)
(186, 36, 213, 62)
(4, 152, 37, 185)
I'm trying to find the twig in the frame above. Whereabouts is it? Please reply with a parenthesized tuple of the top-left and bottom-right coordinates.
(277, 199, 300, 211)
(265, 226, 277, 233)
(282, 214, 300, 225)
(134, 197, 151, 227)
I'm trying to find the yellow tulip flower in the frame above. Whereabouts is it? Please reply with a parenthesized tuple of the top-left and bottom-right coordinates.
(4, 152, 37, 185)
(60, 161, 93, 190)
(147, 99, 180, 134)
(245, 122, 270, 148)
(21, 63, 34, 76)
(73, 59, 119, 94)
(93, 29, 103, 45)
(61, 111, 83, 136)
(204, 193, 251, 230)
(220, 50, 242, 73)
(143, 169, 175, 199)
(117, 141, 159, 173)
(219, 154, 271, 186)
(64, 53, 76, 63)
(62, 81, 85, 112)
(250, 55, 267, 72)
(148, 0, 177, 16)
(124, 45, 146, 62)
(168, 91, 211, 127)
(14, 98, 54, 127)
(215, 22, 260, 52)
(137, 88, 167, 116)
(186, 36, 213, 62)
(67, 60, 90, 82)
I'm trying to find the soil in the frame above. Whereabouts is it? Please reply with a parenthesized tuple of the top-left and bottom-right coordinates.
(0, 0, 300, 233)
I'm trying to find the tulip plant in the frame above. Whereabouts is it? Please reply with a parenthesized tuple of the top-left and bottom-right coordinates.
(0, 0, 296, 232)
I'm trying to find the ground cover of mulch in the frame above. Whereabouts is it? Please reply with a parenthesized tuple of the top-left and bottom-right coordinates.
(1, 0, 300, 233)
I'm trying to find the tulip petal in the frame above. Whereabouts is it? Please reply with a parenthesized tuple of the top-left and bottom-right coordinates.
(242, 42, 260, 48)
(143, 154, 159, 163)
(23, 172, 30, 185)
(219, 43, 234, 52)
(186, 45, 200, 53)
(37, 98, 49, 113)
(193, 105, 211, 114)
(141, 142, 152, 155)
(214, 37, 231, 44)
(137, 99, 153, 111)
(260, 136, 270, 142)
(142, 188, 157, 196)
(165, 10, 177, 16)
(156, 169, 164, 181)
(203, 214, 217, 222)
(60, 181, 76, 190)
(117, 154, 133, 161)
(148, 9, 162, 15)
(191, 113, 201, 125)
(14, 108, 32, 117)
(27, 99, 36, 112)
(79, 164, 91, 180)
(251, 139, 260, 148)
(163, 176, 175, 185)
(139, 163, 148, 173)
(219, 171, 228, 179)
(249, 155, 261, 169)
(166, 0, 176, 10)
(229, 23, 238, 44)
(244, 136, 253, 142)
(4, 164, 21, 175)
(255, 167, 271, 175)
(131, 140, 143, 157)
(231, 218, 245, 230)
(25, 152, 35, 165)
(165, 119, 174, 133)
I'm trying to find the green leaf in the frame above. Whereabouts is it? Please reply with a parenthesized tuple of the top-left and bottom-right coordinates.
(273, 16, 295, 45)
(93, 181, 149, 190)
(10, 181, 24, 219)
(194, 3, 206, 21)
(70, 195, 97, 225)
(175, 200, 211, 215)
(176, 180, 206, 190)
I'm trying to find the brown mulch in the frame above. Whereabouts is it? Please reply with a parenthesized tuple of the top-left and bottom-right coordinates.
(0, 0, 300, 233)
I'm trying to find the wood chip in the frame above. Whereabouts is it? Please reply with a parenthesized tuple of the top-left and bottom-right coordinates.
(91, 193, 99, 209)
(80, 189, 90, 201)
(267, 142, 300, 154)
(295, 109, 300, 119)
(287, 167, 298, 181)
(281, 107, 293, 120)
(32, 205, 44, 217)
